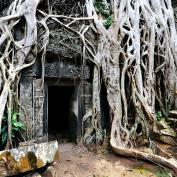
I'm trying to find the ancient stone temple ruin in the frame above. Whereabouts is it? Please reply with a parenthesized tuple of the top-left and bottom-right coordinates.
(19, 30, 93, 143)
(1, 0, 176, 147)
(18, 0, 177, 144)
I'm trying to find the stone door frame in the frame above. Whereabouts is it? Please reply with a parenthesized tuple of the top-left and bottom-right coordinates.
(43, 78, 82, 143)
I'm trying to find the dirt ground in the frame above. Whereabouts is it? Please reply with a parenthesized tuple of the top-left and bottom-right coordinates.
(42, 143, 173, 177)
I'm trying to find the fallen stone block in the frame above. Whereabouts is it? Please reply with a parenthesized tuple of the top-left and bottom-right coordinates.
(0, 141, 59, 176)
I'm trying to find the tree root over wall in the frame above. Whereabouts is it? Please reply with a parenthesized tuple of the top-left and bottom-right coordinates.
(1, 0, 177, 174)
(86, 0, 177, 174)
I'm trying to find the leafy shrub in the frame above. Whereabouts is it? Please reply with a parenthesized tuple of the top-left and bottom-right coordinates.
(0, 112, 24, 149)
(95, 0, 113, 29)
(104, 16, 113, 29)
(156, 111, 164, 121)
(95, 0, 110, 16)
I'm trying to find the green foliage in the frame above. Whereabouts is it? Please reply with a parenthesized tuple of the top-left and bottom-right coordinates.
(156, 111, 164, 121)
(95, 0, 110, 16)
(95, 0, 112, 29)
(156, 168, 172, 177)
(11, 112, 24, 132)
(0, 111, 24, 149)
(103, 16, 113, 29)
(1, 116, 7, 145)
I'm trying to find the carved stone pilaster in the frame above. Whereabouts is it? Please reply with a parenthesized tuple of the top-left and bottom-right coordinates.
(19, 68, 33, 140)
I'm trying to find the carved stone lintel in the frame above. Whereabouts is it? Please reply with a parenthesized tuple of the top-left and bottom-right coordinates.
(33, 60, 90, 80)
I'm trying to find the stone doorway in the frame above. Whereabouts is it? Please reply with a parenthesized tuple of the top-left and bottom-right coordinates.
(47, 83, 78, 143)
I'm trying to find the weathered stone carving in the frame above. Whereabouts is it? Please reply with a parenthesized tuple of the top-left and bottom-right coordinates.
(20, 70, 34, 140)
(33, 60, 90, 79)
(33, 79, 44, 141)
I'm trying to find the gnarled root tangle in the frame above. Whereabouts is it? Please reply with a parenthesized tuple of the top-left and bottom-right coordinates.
(86, 0, 177, 174)
(1, 0, 177, 174)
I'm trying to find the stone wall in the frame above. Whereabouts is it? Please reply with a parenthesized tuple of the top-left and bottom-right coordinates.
(20, 56, 92, 142)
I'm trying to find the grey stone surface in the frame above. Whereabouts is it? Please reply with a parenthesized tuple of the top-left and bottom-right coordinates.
(0, 141, 59, 177)
(33, 60, 91, 80)
(33, 79, 44, 140)
(19, 69, 34, 140)
(20, 26, 92, 142)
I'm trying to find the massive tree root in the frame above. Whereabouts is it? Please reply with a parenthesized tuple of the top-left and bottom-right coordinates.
(86, 0, 177, 174)
(0, 0, 40, 146)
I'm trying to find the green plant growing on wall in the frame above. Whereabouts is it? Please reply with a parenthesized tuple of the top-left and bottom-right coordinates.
(156, 111, 164, 121)
(95, 0, 112, 29)
(103, 16, 113, 29)
(0, 112, 24, 149)
(1, 0, 177, 174)
(156, 108, 171, 123)
(95, 0, 110, 16)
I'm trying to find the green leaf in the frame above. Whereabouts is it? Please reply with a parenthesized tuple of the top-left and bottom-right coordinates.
(95, 0, 110, 17)
(1, 111, 24, 147)
(12, 112, 17, 121)
(12, 127, 19, 131)
(2, 116, 6, 120)
(103, 16, 113, 29)
(13, 121, 24, 128)
(1, 125, 7, 133)
(12, 112, 20, 122)
(2, 133, 7, 144)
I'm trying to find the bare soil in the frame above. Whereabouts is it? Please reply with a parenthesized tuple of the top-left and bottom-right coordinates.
(42, 143, 173, 177)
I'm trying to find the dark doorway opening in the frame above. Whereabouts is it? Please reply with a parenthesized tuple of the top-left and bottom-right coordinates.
(48, 86, 77, 143)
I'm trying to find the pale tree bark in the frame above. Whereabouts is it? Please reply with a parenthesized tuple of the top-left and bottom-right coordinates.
(0, 0, 40, 142)
(1, 0, 177, 173)
(86, 0, 177, 173)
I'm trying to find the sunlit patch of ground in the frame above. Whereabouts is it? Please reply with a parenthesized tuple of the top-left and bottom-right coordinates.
(43, 143, 172, 177)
